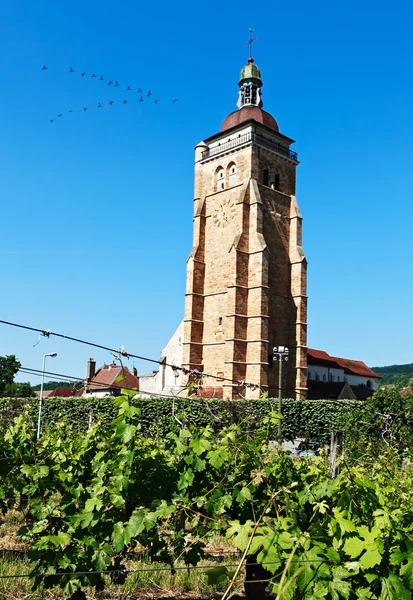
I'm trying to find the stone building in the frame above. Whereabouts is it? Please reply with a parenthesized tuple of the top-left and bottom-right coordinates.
(181, 57, 308, 399)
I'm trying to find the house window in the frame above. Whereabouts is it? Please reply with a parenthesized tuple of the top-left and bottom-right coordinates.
(307, 371, 312, 380)
(366, 380, 372, 389)
(323, 374, 326, 382)
(263, 167, 269, 187)
(218, 317, 223, 326)
(337, 376, 340, 382)
(316, 374, 320, 381)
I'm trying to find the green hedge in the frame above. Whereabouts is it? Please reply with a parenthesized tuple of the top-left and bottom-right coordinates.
(0, 396, 363, 445)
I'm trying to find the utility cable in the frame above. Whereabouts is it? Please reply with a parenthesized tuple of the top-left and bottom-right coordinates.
(0, 558, 332, 580)
(0, 319, 267, 391)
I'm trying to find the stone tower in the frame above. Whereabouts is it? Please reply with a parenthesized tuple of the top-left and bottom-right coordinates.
(182, 57, 307, 400)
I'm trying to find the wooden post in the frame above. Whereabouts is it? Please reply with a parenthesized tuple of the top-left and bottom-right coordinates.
(330, 430, 343, 478)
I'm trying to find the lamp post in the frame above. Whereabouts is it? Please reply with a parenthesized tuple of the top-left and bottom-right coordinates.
(37, 352, 57, 439)
(273, 345, 289, 441)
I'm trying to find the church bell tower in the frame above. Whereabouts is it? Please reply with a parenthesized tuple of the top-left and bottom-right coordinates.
(182, 53, 308, 400)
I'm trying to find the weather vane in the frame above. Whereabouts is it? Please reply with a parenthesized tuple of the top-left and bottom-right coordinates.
(245, 28, 257, 61)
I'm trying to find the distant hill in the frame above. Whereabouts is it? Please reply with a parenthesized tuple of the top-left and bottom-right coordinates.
(372, 363, 413, 386)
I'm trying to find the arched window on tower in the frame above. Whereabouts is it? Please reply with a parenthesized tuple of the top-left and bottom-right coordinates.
(227, 162, 237, 186)
(263, 167, 270, 187)
(271, 172, 281, 191)
(215, 166, 225, 191)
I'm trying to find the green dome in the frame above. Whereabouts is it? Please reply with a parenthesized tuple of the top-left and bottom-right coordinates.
(239, 60, 262, 84)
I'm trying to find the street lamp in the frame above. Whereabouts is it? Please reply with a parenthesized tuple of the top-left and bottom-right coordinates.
(273, 346, 289, 441)
(37, 352, 57, 439)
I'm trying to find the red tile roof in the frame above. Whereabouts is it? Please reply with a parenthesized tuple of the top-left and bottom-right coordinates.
(87, 364, 139, 392)
(34, 388, 79, 397)
(308, 348, 380, 379)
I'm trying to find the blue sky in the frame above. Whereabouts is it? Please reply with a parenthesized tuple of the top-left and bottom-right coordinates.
(1, 0, 412, 385)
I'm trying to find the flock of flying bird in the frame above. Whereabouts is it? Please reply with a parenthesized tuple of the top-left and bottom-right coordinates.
(41, 66, 178, 123)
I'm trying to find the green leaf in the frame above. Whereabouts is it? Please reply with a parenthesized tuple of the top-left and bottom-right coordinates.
(92, 548, 111, 571)
(207, 448, 229, 469)
(190, 436, 212, 455)
(236, 486, 251, 506)
(63, 579, 81, 597)
(49, 532, 71, 547)
(126, 510, 146, 538)
(85, 496, 103, 512)
(226, 520, 254, 551)
(379, 574, 411, 600)
(112, 522, 126, 552)
(205, 566, 228, 586)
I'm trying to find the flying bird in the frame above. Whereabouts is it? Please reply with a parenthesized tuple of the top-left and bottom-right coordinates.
(81, 72, 86, 77)
(109, 101, 114, 105)
(114, 81, 119, 87)
(68, 109, 73, 113)
(173, 99, 178, 103)
(58, 114, 63, 117)
(99, 75, 104, 81)
(123, 99, 128, 104)
(83, 107, 88, 111)
(91, 73, 97, 78)
(50, 119, 54, 123)
(69, 67, 75, 73)
(126, 85, 131, 91)
(147, 90, 152, 96)
(97, 102, 103, 108)
(154, 99, 159, 104)
(137, 87, 142, 93)
(42, 66, 48, 70)
(108, 81, 113, 86)
(139, 96, 144, 102)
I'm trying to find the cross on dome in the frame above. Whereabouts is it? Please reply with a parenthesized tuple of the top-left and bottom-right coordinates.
(245, 27, 257, 62)
(237, 29, 263, 110)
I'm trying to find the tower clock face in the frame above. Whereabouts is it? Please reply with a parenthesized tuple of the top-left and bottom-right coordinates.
(212, 198, 236, 227)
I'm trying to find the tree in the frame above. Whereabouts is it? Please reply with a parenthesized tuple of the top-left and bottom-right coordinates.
(0, 354, 21, 396)
(3, 381, 35, 398)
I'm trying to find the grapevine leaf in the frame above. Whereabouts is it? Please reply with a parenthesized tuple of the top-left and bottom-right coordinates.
(49, 532, 71, 547)
(126, 510, 146, 538)
(379, 574, 411, 600)
(226, 520, 254, 551)
(92, 548, 111, 571)
(112, 522, 126, 552)
(190, 437, 211, 455)
(207, 448, 229, 469)
(343, 537, 366, 559)
(236, 486, 251, 506)
(205, 566, 228, 585)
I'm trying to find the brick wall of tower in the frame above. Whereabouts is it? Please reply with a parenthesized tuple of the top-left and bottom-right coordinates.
(183, 125, 307, 399)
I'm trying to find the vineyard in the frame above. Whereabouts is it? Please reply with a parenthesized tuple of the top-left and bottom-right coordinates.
(0, 392, 413, 599)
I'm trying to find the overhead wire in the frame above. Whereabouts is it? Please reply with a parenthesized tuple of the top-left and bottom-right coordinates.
(0, 558, 333, 580)
(0, 319, 269, 392)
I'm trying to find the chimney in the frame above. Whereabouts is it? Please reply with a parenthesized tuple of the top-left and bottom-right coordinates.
(87, 358, 96, 381)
